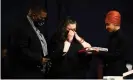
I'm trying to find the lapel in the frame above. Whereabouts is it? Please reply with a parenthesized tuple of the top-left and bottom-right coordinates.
(25, 17, 43, 50)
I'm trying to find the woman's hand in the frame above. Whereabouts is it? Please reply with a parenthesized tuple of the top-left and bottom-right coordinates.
(74, 31, 91, 48)
(74, 32, 81, 42)
(67, 30, 75, 42)
(63, 30, 74, 54)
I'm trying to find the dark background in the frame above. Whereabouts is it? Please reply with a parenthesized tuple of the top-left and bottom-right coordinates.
(1, 0, 133, 78)
(2, 0, 133, 48)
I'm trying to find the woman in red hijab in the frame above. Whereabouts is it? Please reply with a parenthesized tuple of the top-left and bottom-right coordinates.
(95, 10, 132, 77)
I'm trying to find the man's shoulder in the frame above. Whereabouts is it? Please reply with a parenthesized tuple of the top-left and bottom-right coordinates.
(16, 24, 33, 38)
(18, 17, 33, 31)
(16, 16, 30, 27)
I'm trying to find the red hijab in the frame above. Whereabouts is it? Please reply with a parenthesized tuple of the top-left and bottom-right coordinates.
(105, 10, 121, 26)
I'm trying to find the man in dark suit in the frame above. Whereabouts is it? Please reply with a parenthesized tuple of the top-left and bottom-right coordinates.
(95, 10, 133, 77)
(8, 5, 50, 79)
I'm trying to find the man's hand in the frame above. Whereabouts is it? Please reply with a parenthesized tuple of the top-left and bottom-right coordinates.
(42, 57, 50, 64)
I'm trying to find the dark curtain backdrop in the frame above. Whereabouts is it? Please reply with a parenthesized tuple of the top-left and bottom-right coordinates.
(2, 0, 133, 48)
(1, 0, 133, 78)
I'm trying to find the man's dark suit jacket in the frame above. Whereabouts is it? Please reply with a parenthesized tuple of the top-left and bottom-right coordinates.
(8, 16, 48, 78)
